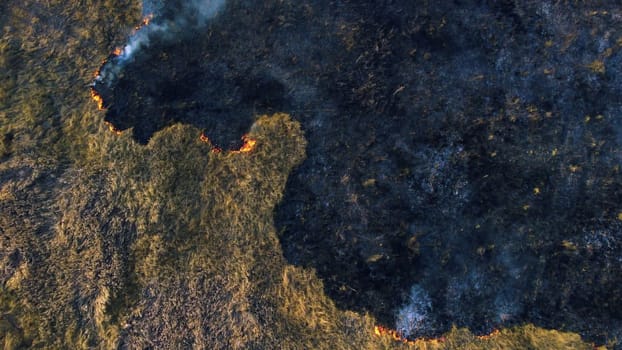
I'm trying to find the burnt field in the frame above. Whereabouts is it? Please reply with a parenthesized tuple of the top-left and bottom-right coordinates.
(1, 0, 622, 348)
(92, 0, 622, 342)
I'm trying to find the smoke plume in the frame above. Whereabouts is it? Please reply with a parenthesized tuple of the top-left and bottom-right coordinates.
(94, 0, 226, 86)
(130, 0, 226, 57)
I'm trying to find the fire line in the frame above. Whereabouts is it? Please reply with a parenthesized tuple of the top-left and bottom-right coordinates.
(374, 325, 507, 346)
(90, 12, 259, 152)
(200, 132, 257, 154)
(90, 89, 105, 110)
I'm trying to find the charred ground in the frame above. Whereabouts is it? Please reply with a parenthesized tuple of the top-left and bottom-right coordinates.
(1, 0, 620, 348)
(92, 27, 289, 148)
(87, 0, 622, 344)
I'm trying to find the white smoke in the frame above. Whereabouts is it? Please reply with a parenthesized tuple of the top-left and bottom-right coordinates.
(395, 284, 433, 339)
(142, 0, 164, 17)
(191, 0, 227, 26)
(94, 0, 227, 87)
(116, 22, 166, 62)
(118, 0, 226, 63)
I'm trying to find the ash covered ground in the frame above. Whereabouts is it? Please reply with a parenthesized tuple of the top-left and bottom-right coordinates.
(92, 0, 622, 344)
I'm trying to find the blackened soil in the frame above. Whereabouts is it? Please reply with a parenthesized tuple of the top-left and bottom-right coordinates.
(93, 40, 288, 148)
(95, 0, 622, 344)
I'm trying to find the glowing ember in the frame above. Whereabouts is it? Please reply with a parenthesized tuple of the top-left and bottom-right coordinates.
(374, 325, 417, 345)
(128, 14, 154, 35)
(143, 14, 153, 26)
(200, 132, 222, 153)
(113, 47, 123, 56)
(476, 329, 501, 340)
(199, 132, 210, 143)
(136, 14, 153, 30)
(90, 89, 105, 110)
(374, 325, 506, 345)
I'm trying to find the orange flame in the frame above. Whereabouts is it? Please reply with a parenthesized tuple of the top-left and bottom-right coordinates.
(93, 56, 107, 79)
(104, 121, 122, 135)
(199, 133, 210, 143)
(200, 133, 257, 154)
(374, 325, 505, 345)
(476, 329, 501, 340)
(90, 14, 156, 120)
(143, 14, 153, 26)
(200, 132, 222, 153)
(90, 89, 105, 110)
(233, 135, 257, 154)
(374, 326, 418, 345)
(134, 13, 154, 31)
